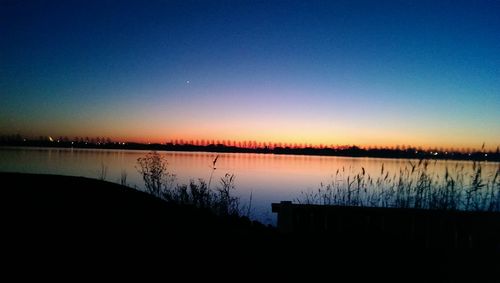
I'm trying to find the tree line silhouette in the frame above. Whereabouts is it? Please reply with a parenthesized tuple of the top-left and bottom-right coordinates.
(1, 134, 498, 162)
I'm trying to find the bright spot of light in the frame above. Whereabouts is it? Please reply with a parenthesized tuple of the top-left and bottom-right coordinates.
(49, 136, 54, 142)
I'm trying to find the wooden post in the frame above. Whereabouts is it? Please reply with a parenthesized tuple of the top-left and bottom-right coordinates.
(272, 201, 293, 233)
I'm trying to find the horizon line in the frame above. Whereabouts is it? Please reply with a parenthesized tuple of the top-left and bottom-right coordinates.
(1, 134, 498, 153)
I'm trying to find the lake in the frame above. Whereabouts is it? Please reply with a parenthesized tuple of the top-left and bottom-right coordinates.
(1, 146, 498, 225)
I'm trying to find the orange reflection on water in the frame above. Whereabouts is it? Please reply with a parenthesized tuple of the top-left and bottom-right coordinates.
(1, 147, 497, 225)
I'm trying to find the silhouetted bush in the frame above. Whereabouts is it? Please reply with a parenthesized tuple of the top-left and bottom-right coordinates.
(136, 151, 175, 198)
(137, 151, 241, 217)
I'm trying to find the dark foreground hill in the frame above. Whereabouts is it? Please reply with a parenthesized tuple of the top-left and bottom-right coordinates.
(1, 172, 498, 280)
(1, 172, 276, 249)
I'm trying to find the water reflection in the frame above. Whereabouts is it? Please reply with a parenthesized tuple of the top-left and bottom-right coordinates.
(0, 147, 497, 225)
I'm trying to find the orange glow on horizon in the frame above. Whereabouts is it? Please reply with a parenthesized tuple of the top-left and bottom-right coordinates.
(26, 126, 498, 153)
(96, 135, 495, 153)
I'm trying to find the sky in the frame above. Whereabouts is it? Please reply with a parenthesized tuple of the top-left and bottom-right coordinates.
(1, 0, 499, 150)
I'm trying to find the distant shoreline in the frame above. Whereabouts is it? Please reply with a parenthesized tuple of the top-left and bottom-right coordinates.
(1, 141, 498, 162)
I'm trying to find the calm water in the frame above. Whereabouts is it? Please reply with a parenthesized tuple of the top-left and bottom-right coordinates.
(1, 147, 498, 225)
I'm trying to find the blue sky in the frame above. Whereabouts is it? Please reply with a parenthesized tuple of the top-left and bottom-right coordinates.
(1, 0, 499, 149)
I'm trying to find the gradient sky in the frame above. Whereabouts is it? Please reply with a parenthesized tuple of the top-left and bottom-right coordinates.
(1, 0, 499, 149)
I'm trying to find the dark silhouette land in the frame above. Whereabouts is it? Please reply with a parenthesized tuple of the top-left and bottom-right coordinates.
(2, 172, 499, 279)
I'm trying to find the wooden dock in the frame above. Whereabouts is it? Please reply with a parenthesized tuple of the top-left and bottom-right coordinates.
(272, 201, 500, 249)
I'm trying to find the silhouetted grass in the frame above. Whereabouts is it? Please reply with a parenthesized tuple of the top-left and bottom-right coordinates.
(98, 161, 107, 181)
(137, 151, 242, 217)
(119, 169, 127, 186)
(298, 160, 500, 212)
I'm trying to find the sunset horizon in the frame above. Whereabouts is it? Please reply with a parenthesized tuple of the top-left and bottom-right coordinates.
(3, 125, 498, 151)
(3, 133, 497, 153)
(2, 0, 500, 271)
(1, 0, 499, 153)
